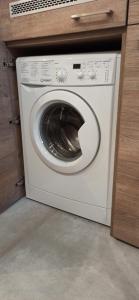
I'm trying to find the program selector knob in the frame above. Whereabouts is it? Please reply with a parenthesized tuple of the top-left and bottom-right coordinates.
(77, 71, 84, 79)
(88, 71, 96, 79)
(57, 69, 67, 82)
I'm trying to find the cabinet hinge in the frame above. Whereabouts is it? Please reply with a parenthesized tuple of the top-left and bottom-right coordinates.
(0, 58, 16, 70)
(9, 116, 20, 126)
(16, 177, 25, 187)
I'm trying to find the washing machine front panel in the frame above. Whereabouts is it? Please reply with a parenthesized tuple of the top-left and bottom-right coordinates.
(30, 90, 100, 174)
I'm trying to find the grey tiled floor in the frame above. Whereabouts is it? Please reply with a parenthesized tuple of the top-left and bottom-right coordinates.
(0, 197, 139, 300)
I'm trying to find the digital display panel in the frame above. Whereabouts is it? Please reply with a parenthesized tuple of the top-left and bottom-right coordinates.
(73, 64, 81, 69)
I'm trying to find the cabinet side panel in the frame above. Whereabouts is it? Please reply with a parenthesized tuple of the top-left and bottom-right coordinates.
(0, 42, 25, 213)
(128, 0, 139, 25)
(112, 26, 139, 247)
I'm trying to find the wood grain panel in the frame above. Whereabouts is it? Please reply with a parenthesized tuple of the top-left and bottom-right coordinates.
(112, 25, 139, 248)
(0, 42, 25, 213)
(0, 154, 24, 212)
(0, 44, 16, 159)
(0, 0, 128, 42)
(6, 27, 123, 49)
(128, 0, 139, 25)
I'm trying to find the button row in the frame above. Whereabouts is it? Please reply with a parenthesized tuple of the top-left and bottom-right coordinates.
(56, 69, 96, 82)
(77, 70, 96, 80)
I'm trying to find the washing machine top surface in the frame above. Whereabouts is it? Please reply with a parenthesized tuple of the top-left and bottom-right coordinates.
(17, 52, 120, 87)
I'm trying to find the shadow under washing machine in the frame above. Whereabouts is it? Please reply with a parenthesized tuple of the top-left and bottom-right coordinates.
(16, 52, 121, 225)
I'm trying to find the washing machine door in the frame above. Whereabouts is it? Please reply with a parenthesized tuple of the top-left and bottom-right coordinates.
(31, 90, 100, 174)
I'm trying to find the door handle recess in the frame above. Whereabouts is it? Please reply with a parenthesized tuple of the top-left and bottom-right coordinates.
(78, 122, 100, 160)
(71, 9, 113, 21)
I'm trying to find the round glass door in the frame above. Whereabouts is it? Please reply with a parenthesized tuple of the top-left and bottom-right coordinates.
(40, 103, 84, 162)
(30, 90, 100, 174)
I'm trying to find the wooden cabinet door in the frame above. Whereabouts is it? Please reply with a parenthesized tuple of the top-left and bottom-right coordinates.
(128, 0, 139, 25)
(0, 0, 128, 42)
(0, 42, 25, 213)
(112, 25, 139, 248)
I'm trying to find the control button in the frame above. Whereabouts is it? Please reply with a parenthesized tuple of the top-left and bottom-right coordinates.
(88, 71, 96, 80)
(77, 71, 84, 79)
(57, 69, 67, 82)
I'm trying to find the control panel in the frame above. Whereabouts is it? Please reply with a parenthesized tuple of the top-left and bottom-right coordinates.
(18, 54, 118, 86)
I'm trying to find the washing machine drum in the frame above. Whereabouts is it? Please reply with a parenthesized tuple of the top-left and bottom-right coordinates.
(31, 90, 100, 174)
(40, 102, 84, 161)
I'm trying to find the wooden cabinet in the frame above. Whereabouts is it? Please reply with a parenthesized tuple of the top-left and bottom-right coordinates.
(0, 0, 128, 42)
(112, 25, 139, 248)
(128, 0, 139, 25)
(0, 0, 138, 246)
(0, 43, 25, 213)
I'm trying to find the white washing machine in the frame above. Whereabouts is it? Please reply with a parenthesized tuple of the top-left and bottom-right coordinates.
(16, 53, 121, 225)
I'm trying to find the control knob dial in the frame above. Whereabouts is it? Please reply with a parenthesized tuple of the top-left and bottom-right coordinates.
(57, 69, 67, 82)
(88, 71, 96, 79)
(77, 71, 84, 79)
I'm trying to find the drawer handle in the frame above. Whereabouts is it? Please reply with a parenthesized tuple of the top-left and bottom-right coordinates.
(71, 9, 113, 21)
